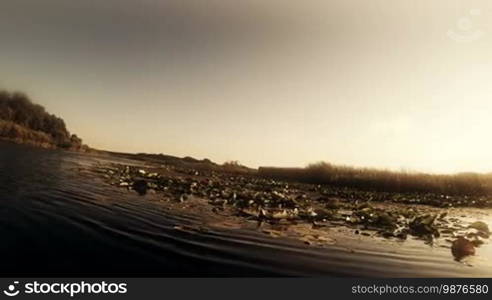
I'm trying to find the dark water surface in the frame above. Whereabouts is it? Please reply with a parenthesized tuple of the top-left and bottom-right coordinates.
(1, 142, 491, 277)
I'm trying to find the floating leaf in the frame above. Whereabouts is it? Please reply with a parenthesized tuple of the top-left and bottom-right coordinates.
(451, 236, 475, 260)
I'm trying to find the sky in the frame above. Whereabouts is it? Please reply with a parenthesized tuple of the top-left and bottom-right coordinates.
(0, 0, 491, 173)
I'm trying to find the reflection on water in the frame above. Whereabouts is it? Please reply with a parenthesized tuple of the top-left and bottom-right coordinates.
(0, 141, 491, 277)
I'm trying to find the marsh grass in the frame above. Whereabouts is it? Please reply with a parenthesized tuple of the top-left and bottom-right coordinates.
(259, 162, 492, 196)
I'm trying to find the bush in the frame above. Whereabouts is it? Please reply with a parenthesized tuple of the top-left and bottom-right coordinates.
(0, 90, 84, 149)
(0, 120, 55, 148)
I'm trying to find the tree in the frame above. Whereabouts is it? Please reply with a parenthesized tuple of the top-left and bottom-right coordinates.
(0, 90, 84, 149)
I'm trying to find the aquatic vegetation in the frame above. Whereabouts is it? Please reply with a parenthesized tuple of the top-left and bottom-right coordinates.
(92, 163, 491, 260)
(409, 214, 439, 237)
(451, 237, 476, 261)
(468, 221, 490, 238)
(259, 163, 492, 197)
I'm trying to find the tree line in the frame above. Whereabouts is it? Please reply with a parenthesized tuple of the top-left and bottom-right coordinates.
(0, 90, 84, 149)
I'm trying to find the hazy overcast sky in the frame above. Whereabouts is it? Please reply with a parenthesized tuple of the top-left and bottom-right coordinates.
(1, 0, 491, 173)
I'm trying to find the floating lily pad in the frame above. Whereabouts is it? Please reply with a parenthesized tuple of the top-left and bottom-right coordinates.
(409, 214, 439, 237)
(468, 221, 490, 234)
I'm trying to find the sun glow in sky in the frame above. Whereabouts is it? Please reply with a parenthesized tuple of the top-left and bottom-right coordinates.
(1, 0, 491, 173)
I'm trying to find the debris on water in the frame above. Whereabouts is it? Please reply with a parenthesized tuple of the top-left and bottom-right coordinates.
(471, 239, 484, 247)
(93, 163, 492, 249)
(409, 214, 439, 238)
(179, 194, 188, 203)
(173, 225, 208, 234)
(298, 234, 333, 246)
(262, 229, 283, 238)
(468, 221, 490, 238)
(451, 236, 475, 261)
(300, 236, 315, 245)
(324, 198, 342, 209)
(133, 180, 148, 196)
(395, 229, 408, 240)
